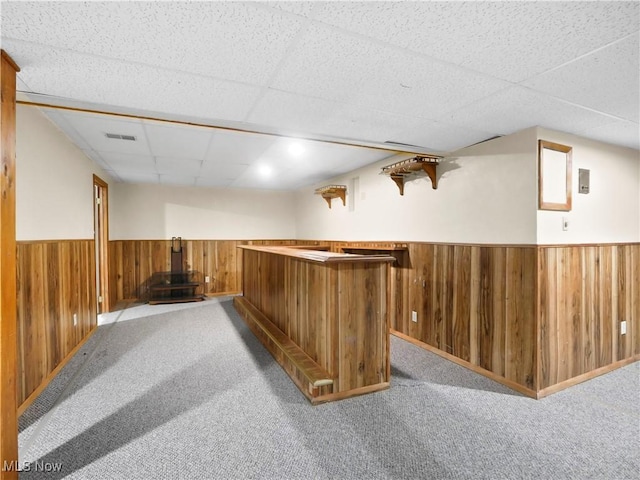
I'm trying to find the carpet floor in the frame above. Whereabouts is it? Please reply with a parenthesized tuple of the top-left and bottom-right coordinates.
(18, 297, 640, 479)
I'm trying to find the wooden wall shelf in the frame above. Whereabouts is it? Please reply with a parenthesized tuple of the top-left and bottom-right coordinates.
(382, 156, 441, 194)
(314, 185, 347, 208)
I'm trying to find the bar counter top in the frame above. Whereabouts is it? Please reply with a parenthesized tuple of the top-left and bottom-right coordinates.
(238, 245, 395, 264)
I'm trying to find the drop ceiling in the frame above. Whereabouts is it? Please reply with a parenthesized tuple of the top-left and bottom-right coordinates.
(2, 1, 638, 189)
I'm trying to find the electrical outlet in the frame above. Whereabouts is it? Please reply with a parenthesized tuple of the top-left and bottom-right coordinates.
(621, 320, 627, 335)
(73, 313, 78, 326)
(205, 276, 210, 283)
(411, 311, 418, 323)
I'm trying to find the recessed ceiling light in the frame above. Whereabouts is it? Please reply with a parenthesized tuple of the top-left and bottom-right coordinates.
(288, 142, 305, 157)
(257, 165, 272, 177)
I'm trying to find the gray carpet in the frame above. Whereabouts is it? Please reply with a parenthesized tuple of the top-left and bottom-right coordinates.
(18, 297, 640, 479)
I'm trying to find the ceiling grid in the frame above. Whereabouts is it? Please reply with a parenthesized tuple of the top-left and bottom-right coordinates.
(2, 1, 637, 189)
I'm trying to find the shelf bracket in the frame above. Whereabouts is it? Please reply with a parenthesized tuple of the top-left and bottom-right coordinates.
(381, 155, 441, 195)
(390, 174, 406, 196)
(314, 185, 347, 209)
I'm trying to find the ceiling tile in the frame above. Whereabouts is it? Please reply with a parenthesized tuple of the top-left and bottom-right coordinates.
(102, 169, 121, 182)
(160, 175, 196, 186)
(195, 177, 233, 188)
(203, 129, 275, 164)
(200, 163, 250, 179)
(319, 104, 429, 146)
(41, 109, 92, 150)
(98, 152, 157, 174)
(144, 122, 213, 159)
(444, 86, 616, 137)
(257, 1, 317, 18)
(247, 90, 340, 135)
(118, 172, 159, 184)
(230, 162, 288, 189)
(308, 1, 640, 82)
(3, 2, 303, 86)
(80, 149, 111, 170)
(16, 75, 31, 92)
(577, 120, 640, 151)
(156, 157, 202, 176)
(249, 89, 436, 144)
(523, 34, 640, 123)
(4, 39, 263, 122)
(269, 23, 510, 118)
(391, 120, 498, 153)
(57, 110, 150, 155)
(1, 1, 97, 50)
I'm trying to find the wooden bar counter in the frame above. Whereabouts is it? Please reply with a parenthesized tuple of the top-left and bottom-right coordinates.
(233, 245, 395, 404)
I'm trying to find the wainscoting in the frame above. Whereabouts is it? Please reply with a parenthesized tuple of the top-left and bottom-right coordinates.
(538, 244, 640, 394)
(107, 239, 638, 397)
(331, 242, 538, 393)
(16, 240, 97, 407)
(108, 239, 321, 308)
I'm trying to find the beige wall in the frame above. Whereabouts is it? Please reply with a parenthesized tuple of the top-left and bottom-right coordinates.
(536, 127, 640, 244)
(110, 183, 297, 240)
(294, 127, 538, 244)
(16, 105, 111, 241)
(17, 110, 638, 246)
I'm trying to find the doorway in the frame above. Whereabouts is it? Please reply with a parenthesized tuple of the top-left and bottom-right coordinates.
(93, 175, 109, 313)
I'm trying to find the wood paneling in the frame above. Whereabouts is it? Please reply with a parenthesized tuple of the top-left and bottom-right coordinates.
(16, 240, 97, 406)
(391, 244, 537, 391)
(109, 239, 322, 306)
(108, 238, 637, 397)
(1, 49, 19, 480)
(538, 244, 639, 390)
(237, 246, 391, 403)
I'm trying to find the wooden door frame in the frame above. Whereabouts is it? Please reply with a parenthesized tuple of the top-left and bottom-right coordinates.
(1, 49, 20, 480)
(93, 175, 110, 313)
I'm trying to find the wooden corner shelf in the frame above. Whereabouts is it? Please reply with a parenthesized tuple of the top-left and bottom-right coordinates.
(315, 185, 347, 209)
(381, 155, 441, 195)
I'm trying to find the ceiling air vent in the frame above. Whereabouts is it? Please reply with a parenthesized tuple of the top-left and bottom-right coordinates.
(105, 133, 137, 141)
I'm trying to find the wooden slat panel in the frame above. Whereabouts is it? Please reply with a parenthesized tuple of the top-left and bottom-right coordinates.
(538, 244, 639, 390)
(393, 244, 536, 390)
(452, 246, 471, 361)
(632, 245, 640, 356)
(16, 240, 97, 406)
(504, 247, 536, 389)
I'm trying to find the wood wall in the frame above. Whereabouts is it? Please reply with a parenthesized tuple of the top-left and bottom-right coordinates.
(342, 243, 538, 392)
(16, 240, 97, 405)
(108, 239, 320, 308)
(108, 239, 638, 396)
(538, 244, 640, 391)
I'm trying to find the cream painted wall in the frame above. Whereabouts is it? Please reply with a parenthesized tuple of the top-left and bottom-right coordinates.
(295, 128, 539, 244)
(16, 105, 111, 241)
(536, 128, 640, 244)
(110, 183, 297, 240)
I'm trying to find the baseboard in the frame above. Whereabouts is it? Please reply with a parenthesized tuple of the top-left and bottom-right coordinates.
(205, 291, 241, 297)
(390, 329, 538, 399)
(18, 326, 98, 416)
(311, 383, 390, 405)
(537, 355, 640, 399)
